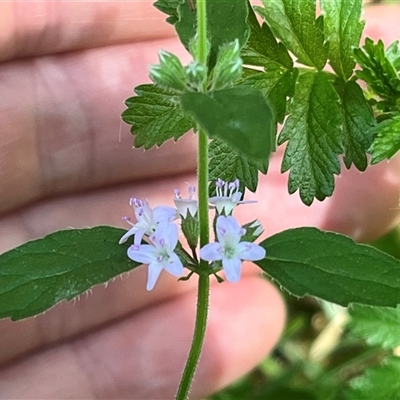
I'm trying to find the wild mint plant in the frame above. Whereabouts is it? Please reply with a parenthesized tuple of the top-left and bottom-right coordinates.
(1, 0, 400, 399)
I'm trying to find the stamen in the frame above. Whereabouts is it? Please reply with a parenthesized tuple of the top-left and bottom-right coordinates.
(188, 185, 196, 198)
(122, 216, 131, 221)
(131, 244, 140, 251)
(174, 189, 181, 198)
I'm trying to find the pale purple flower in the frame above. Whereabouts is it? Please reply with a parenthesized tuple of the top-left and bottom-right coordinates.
(209, 179, 256, 215)
(200, 215, 266, 283)
(173, 185, 198, 218)
(119, 198, 177, 245)
(127, 222, 184, 291)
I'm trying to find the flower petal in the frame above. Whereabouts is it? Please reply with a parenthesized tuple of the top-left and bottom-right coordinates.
(118, 226, 139, 244)
(200, 243, 223, 262)
(133, 229, 146, 246)
(146, 263, 163, 291)
(216, 215, 242, 243)
(164, 252, 184, 276)
(153, 206, 178, 223)
(222, 257, 242, 283)
(237, 242, 266, 261)
(153, 222, 179, 251)
(127, 244, 157, 264)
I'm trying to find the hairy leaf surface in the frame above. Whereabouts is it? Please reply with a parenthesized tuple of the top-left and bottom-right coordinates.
(0, 227, 138, 321)
(346, 357, 400, 400)
(241, 67, 298, 124)
(349, 304, 400, 349)
(335, 80, 375, 170)
(278, 71, 342, 205)
(256, 0, 328, 70)
(209, 138, 268, 194)
(122, 84, 193, 150)
(242, 2, 292, 69)
(369, 115, 400, 164)
(181, 86, 275, 162)
(320, 0, 364, 80)
(257, 227, 400, 307)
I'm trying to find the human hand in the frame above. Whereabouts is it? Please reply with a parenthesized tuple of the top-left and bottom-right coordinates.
(0, 1, 399, 399)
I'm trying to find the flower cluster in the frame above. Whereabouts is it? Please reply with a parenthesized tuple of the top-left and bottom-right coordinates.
(120, 179, 265, 290)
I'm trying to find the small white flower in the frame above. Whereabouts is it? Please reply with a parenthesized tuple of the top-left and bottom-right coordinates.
(127, 222, 184, 291)
(119, 198, 177, 245)
(174, 185, 198, 218)
(209, 179, 256, 215)
(200, 215, 266, 283)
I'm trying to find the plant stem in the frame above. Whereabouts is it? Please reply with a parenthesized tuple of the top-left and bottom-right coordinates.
(198, 128, 209, 249)
(175, 273, 210, 400)
(197, 0, 208, 67)
(176, 2, 210, 399)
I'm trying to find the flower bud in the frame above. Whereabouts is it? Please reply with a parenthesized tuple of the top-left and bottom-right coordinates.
(149, 50, 187, 92)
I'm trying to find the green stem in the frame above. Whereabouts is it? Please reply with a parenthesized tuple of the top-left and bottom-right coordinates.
(175, 2, 210, 399)
(197, 0, 208, 67)
(175, 274, 210, 400)
(198, 128, 209, 249)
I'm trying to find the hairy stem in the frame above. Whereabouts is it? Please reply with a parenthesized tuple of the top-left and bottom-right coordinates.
(176, 1, 210, 399)
(175, 274, 210, 400)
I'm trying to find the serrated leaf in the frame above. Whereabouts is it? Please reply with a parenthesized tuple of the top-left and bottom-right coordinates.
(345, 357, 400, 400)
(153, 0, 184, 25)
(181, 86, 275, 162)
(0, 227, 138, 321)
(320, 0, 364, 80)
(121, 84, 194, 150)
(175, 0, 249, 66)
(241, 2, 292, 69)
(354, 38, 400, 110)
(256, 0, 328, 70)
(369, 115, 400, 164)
(334, 80, 375, 170)
(349, 304, 400, 349)
(241, 67, 298, 123)
(278, 71, 342, 205)
(386, 40, 400, 71)
(209, 138, 268, 195)
(256, 227, 400, 307)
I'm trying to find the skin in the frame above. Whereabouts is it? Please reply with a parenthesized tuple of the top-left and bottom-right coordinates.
(0, 1, 399, 398)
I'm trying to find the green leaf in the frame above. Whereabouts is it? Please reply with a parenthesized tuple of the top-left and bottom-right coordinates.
(0, 227, 138, 321)
(256, 227, 400, 307)
(153, 0, 184, 25)
(346, 357, 400, 400)
(241, 2, 292, 69)
(354, 38, 400, 110)
(241, 67, 298, 124)
(180, 86, 275, 162)
(334, 80, 375, 170)
(386, 40, 400, 71)
(175, 0, 250, 66)
(209, 138, 268, 194)
(320, 0, 364, 80)
(256, 0, 328, 70)
(349, 304, 400, 349)
(121, 84, 194, 150)
(369, 115, 400, 164)
(278, 71, 342, 205)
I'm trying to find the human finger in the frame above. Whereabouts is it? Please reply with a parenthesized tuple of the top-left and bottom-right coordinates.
(0, 276, 285, 399)
(0, 0, 175, 62)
